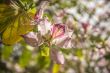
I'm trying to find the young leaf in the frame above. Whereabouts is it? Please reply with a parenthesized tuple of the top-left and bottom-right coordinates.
(17, 12, 34, 35)
(0, 4, 17, 32)
(52, 63, 61, 73)
(1, 1, 35, 45)
(2, 17, 22, 45)
(40, 43, 50, 56)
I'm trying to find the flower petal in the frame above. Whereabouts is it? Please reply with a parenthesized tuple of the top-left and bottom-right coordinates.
(51, 24, 65, 39)
(57, 38, 73, 48)
(38, 18, 51, 36)
(22, 32, 38, 47)
(51, 29, 73, 48)
(34, 9, 44, 22)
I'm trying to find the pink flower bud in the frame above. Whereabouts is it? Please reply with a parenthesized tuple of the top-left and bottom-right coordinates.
(34, 9, 44, 22)
(51, 24, 65, 39)
(34, 1, 48, 22)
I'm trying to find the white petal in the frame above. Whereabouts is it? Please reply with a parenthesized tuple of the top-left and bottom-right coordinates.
(57, 51, 65, 64)
(38, 19, 51, 35)
(50, 49, 65, 64)
(23, 32, 38, 47)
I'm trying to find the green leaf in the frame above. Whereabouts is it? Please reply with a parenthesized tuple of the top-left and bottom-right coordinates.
(0, 2, 34, 45)
(19, 48, 32, 67)
(2, 15, 22, 45)
(16, 12, 34, 35)
(0, 4, 16, 32)
(2, 45, 13, 60)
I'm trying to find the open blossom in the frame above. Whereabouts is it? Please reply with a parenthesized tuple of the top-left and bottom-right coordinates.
(51, 24, 65, 39)
(22, 22, 73, 49)
(51, 25, 73, 48)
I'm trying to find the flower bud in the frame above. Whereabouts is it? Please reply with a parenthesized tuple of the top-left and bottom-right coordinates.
(34, 9, 44, 22)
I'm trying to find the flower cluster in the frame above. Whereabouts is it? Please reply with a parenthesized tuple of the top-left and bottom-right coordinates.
(22, 7, 74, 65)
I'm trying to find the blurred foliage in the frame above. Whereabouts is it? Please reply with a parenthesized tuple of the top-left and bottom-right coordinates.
(19, 48, 32, 67)
(52, 64, 60, 73)
(40, 43, 50, 56)
(1, 45, 13, 60)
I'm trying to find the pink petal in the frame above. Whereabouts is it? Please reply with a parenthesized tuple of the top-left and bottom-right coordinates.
(51, 24, 65, 39)
(51, 29, 73, 48)
(22, 32, 38, 47)
(34, 9, 44, 22)
(57, 38, 73, 48)
(38, 18, 51, 36)
(22, 32, 43, 47)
